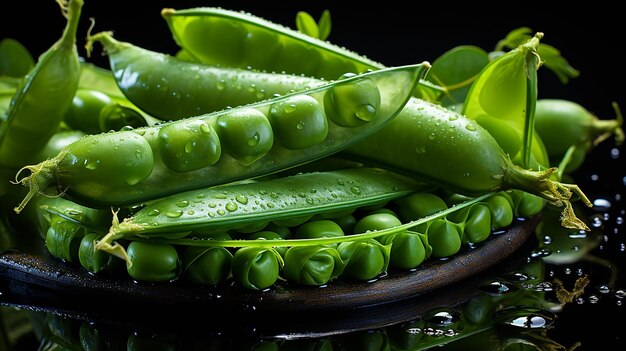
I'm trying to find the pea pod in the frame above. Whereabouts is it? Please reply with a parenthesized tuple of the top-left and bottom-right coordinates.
(15, 63, 426, 211)
(87, 32, 325, 120)
(344, 98, 591, 230)
(126, 241, 181, 282)
(0, 38, 34, 78)
(338, 239, 391, 281)
(534, 99, 624, 172)
(97, 168, 427, 260)
(0, 0, 82, 168)
(161, 7, 442, 99)
(45, 215, 86, 262)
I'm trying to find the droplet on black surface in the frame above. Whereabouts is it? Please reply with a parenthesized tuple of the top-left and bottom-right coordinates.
(478, 281, 514, 295)
(495, 306, 557, 329)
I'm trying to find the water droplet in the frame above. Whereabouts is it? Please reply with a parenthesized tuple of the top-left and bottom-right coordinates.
(502, 272, 531, 282)
(448, 115, 459, 121)
(225, 202, 238, 212)
(530, 248, 552, 258)
(235, 195, 248, 205)
(593, 198, 612, 210)
(588, 295, 599, 304)
(284, 104, 297, 113)
(355, 104, 376, 121)
(296, 121, 305, 129)
(591, 174, 599, 181)
(208, 212, 215, 218)
(310, 188, 317, 193)
(148, 209, 160, 216)
(187, 210, 195, 215)
(125, 176, 142, 186)
(270, 192, 278, 199)
(85, 160, 99, 170)
(478, 281, 514, 295)
(216, 80, 226, 90)
(428, 132, 436, 140)
(495, 306, 556, 329)
(543, 235, 552, 244)
(424, 307, 460, 326)
(166, 210, 183, 218)
(615, 290, 625, 299)
(217, 209, 226, 216)
(465, 123, 477, 131)
(350, 186, 361, 195)
(306, 198, 314, 205)
(184, 141, 195, 153)
(247, 132, 260, 147)
(610, 147, 620, 159)
(415, 145, 426, 154)
(176, 200, 189, 208)
(214, 193, 228, 200)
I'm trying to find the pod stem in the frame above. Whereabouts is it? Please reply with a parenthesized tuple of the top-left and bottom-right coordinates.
(12, 152, 66, 214)
(56, 0, 83, 49)
(592, 102, 624, 146)
(96, 212, 143, 265)
(503, 160, 591, 230)
(85, 31, 119, 58)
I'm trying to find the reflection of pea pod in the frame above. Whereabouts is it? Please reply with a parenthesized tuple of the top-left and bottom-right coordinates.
(338, 239, 391, 281)
(182, 246, 233, 285)
(232, 247, 283, 290)
(336, 330, 389, 351)
(283, 245, 345, 286)
(45, 314, 80, 349)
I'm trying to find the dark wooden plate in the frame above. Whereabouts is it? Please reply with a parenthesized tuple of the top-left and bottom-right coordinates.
(0, 218, 538, 337)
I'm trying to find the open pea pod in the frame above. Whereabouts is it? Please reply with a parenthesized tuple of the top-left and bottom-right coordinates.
(161, 7, 443, 100)
(15, 63, 427, 211)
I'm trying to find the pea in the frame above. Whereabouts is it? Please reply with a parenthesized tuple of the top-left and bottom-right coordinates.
(216, 107, 274, 165)
(269, 94, 328, 149)
(64, 89, 114, 134)
(79, 232, 109, 273)
(394, 192, 448, 223)
(231, 247, 281, 290)
(295, 219, 344, 240)
(126, 241, 180, 282)
(98, 103, 148, 132)
(461, 204, 492, 244)
(182, 246, 232, 285)
(324, 73, 381, 127)
(246, 231, 287, 257)
(354, 212, 403, 235)
(427, 219, 462, 258)
(485, 194, 514, 229)
(158, 119, 221, 172)
(283, 245, 344, 286)
(338, 239, 390, 281)
(34, 129, 85, 162)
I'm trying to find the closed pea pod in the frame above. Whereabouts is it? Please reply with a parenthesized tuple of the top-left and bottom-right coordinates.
(15, 64, 426, 211)
(232, 246, 282, 290)
(283, 245, 345, 286)
(0, 0, 82, 168)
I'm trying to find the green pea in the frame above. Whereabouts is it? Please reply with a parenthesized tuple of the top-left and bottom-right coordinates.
(295, 219, 344, 240)
(98, 103, 148, 132)
(427, 219, 462, 258)
(269, 94, 328, 149)
(332, 214, 357, 235)
(158, 119, 221, 172)
(338, 239, 390, 281)
(79, 232, 109, 273)
(382, 231, 430, 270)
(462, 204, 492, 244)
(232, 247, 281, 290)
(216, 107, 273, 165)
(182, 246, 232, 285)
(273, 215, 313, 228)
(34, 129, 85, 162)
(509, 190, 545, 218)
(395, 192, 448, 222)
(324, 73, 381, 127)
(126, 241, 180, 282)
(283, 245, 344, 286)
(45, 216, 86, 262)
(485, 194, 514, 229)
(64, 89, 114, 134)
(354, 212, 403, 234)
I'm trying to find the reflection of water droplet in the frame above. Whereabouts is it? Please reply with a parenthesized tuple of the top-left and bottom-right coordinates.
(495, 306, 556, 329)
(270, 192, 278, 198)
(415, 145, 426, 154)
(610, 147, 620, 159)
(564, 267, 572, 274)
(478, 281, 514, 295)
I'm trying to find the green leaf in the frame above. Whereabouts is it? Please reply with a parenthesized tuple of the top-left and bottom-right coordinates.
(494, 27, 533, 51)
(296, 11, 319, 39)
(318, 10, 332, 41)
(0, 38, 35, 78)
(426, 45, 490, 106)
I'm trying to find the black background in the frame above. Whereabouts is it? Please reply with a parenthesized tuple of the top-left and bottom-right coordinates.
(1, 1, 623, 119)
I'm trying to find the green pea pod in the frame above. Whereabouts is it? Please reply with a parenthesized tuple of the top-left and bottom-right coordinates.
(283, 245, 345, 286)
(534, 99, 624, 172)
(37, 196, 112, 235)
(126, 241, 181, 282)
(427, 218, 462, 258)
(96, 168, 427, 261)
(0, 0, 82, 168)
(78, 62, 125, 98)
(0, 38, 35, 77)
(231, 247, 283, 290)
(345, 97, 590, 230)
(161, 7, 443, 100)
(15, 63, 427, 211)
(45, 215, 86, 263)
(182, 246, 233, 285)
(338, 239, 391, 281)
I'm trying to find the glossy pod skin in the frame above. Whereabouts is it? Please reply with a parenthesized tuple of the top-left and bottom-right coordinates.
(88, 32, 325, 120)
(0, 0, 82, 168)
(161, 7, 441, 97)
(99, 168, 428, 259)
(15, 64, 426, 211)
